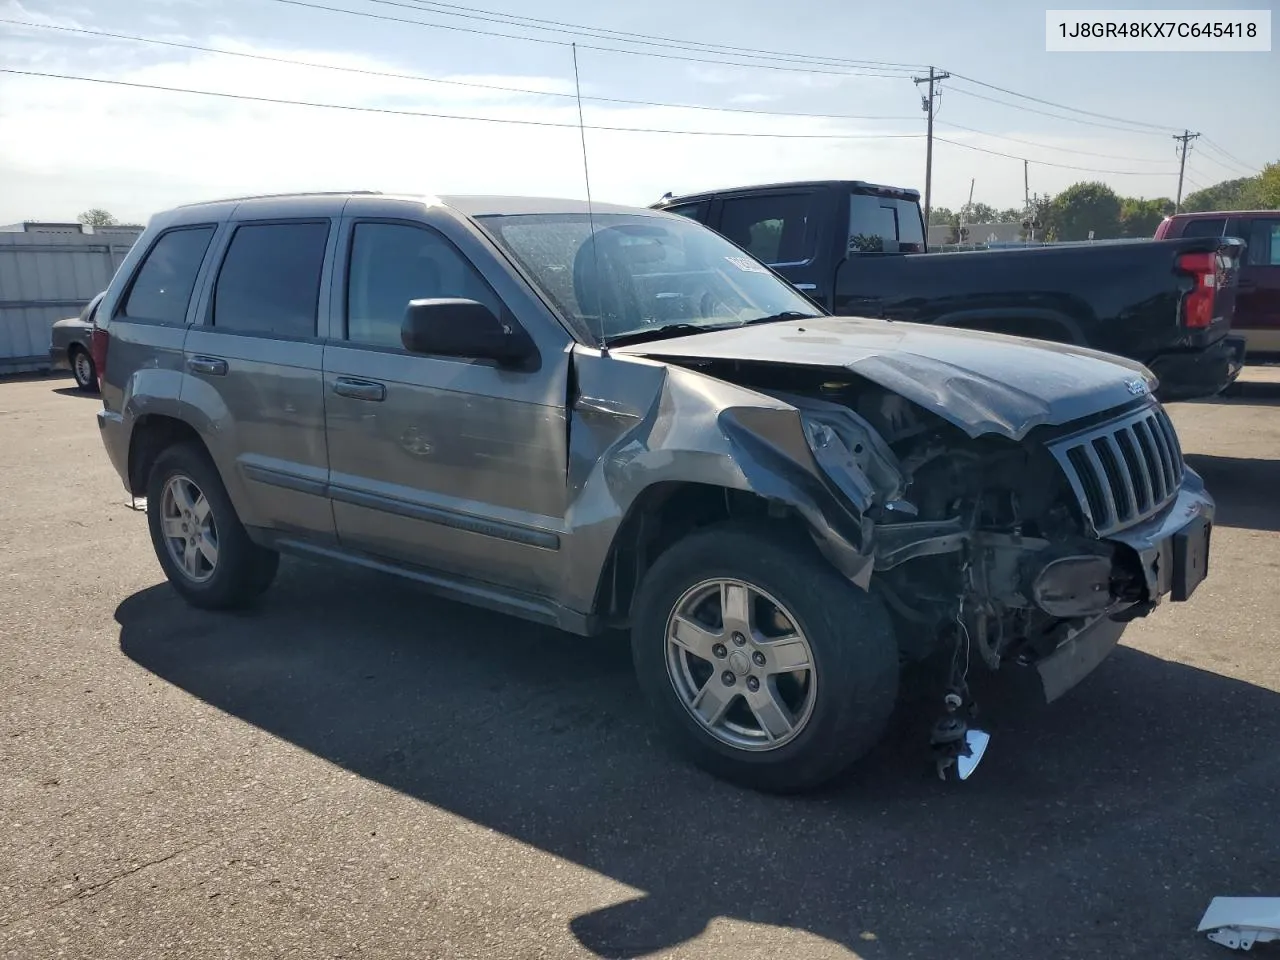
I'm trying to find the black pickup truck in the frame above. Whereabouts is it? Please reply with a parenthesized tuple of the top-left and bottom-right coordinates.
(651, 180, 1247, 401)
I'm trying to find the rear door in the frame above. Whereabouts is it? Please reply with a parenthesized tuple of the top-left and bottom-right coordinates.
(183, 215, 338, 543)
(1229, 216, 1280, 353)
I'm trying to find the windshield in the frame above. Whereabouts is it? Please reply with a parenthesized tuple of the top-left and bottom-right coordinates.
(475, 212, 822, 344)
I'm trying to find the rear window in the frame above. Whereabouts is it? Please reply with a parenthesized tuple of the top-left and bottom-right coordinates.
(717, 193, 816, 264)
(212, 221, 330, 338)
(1242, 219, 1280, 266)
(1179, 218, 1226, 238)
(121, 226, 216, 324)
(848, 194, 925, 253)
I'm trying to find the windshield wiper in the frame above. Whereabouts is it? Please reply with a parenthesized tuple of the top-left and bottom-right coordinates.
(605, 322, 738, 347)
(741, 310, 822, 326)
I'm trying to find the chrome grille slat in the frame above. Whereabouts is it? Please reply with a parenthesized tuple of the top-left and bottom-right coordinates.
(1048, 403, 1184, 537)
(1134, 419, 1166, 502)
(1102, 434, 1138, 522)
(1148, 414, 1176, 493)
(1117, 426, 1154, 513)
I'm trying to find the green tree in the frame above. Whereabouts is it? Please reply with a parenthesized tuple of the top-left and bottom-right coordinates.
(1256, 162, 1280, 208)
(1182, 176, 1263, 212)
(929, 206, 955, 226)
(77, 208, 119, 228)
(962, 202, 999, 223)
(1048, 181, 1122, 241)
(1119, 197, 1175, 237)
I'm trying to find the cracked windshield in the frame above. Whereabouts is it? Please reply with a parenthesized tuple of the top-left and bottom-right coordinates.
(479, 213, 819, 343)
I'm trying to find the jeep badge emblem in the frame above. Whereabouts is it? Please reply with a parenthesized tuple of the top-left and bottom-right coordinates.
(1125, 378, 1147, 396)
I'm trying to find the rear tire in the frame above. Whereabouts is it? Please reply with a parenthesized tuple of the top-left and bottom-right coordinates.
(631, 520, 898, 793)
(146, 442, 279, 610)
(70, 346, 98, 393)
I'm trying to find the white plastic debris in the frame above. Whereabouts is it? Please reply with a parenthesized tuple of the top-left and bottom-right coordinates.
(1199, 898, 1280, 951)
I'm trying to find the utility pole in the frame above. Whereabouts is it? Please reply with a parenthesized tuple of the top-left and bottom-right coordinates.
(913, 66, 950, 229)
(1024, 159, 1030, 213)
(1173, 129, 1200, 213)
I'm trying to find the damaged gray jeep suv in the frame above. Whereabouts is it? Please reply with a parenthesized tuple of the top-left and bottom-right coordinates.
(95, 192, 1214, 792)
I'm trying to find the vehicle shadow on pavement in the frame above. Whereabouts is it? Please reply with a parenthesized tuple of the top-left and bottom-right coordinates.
(118, 565, 1280, 960)
(1185, 453, 1280, 532)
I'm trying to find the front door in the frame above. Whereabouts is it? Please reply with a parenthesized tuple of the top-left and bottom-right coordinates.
(322, 217, 570, 597)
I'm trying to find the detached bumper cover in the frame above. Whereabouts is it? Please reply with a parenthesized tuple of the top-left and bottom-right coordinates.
(1148, 334, 1246, 402)
(1106, 466, 1215, 603)
(1036, 469, 1213, 702)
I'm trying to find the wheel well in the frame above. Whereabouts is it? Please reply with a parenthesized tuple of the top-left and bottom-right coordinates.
(127, 415, 207, 496)
(593, 482, 808, 626)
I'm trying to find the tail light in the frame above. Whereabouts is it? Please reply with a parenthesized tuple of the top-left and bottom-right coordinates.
(90, 324, 110, 389)
(1177, 251, 1217, 329)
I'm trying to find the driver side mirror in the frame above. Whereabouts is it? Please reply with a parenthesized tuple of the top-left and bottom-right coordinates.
(401, 299, 533, 367)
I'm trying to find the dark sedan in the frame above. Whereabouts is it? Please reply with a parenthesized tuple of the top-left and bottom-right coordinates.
(49, 291, 105, 392)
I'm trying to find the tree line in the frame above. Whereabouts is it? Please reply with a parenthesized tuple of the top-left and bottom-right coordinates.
(929, 159, 1279, 243)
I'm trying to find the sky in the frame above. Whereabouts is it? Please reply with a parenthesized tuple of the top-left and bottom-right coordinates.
(0, 0, 1276, 225)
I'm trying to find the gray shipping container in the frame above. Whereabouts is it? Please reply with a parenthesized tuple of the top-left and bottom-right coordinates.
(0, 229, 141, 374)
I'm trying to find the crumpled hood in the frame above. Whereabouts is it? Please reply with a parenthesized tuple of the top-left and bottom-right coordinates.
(616, 317, 1156, 440)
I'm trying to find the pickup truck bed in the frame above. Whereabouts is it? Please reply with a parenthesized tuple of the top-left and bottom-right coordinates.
(654, 180, 1246, 401)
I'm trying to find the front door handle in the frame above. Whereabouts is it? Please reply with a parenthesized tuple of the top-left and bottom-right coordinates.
(333, 377, 386, 402)
(188, 356, 228, 376)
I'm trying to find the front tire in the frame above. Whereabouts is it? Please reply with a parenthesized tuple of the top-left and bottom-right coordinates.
(631, 521, 898, 793)
(146, 443, 279, 610)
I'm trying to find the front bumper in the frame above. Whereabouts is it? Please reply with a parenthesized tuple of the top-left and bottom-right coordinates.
(48, 346, 70, 372)
(1148, 335, 1246, 402)
(1106, 465, 1215, 605)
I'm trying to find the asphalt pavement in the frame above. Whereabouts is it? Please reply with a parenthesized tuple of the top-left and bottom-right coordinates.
(2, 372, 1278, 960)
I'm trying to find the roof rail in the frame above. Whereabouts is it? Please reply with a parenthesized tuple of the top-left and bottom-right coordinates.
(177, 190, 384, 208)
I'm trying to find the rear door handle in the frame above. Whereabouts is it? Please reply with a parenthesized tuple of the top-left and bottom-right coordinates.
(333, 377, 386, 402)
(187, 356, 228, 376)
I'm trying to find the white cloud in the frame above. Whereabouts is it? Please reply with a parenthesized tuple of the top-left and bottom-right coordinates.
(0, 35, 932, 222)
(728, 93, 782, 105)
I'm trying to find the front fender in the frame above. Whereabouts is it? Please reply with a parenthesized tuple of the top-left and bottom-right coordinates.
(558, 348, 877, 614)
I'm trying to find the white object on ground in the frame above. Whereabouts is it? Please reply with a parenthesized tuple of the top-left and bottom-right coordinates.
(1198, 898, 1280, 951)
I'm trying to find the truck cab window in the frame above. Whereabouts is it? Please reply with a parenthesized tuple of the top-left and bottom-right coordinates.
(1180, 218, 1226, 239)
(848, 194, 925, 254)
(718, 194, 815, 265)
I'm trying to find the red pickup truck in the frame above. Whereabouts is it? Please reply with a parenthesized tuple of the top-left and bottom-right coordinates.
(1156, 211, 1280, 358)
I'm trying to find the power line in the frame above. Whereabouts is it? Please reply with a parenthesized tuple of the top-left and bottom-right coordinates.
(935, 120, 1177, 166)
(942, 85, 1170, 137)
(946, 72, 1180, 133)
(1198, 137, 1259, 177)
(1200, 137, 1258, 173)
(0, 18, 922, 124)
(934, 136, 1177, 176)
(366, 0, 926, 72)
(266, 0, 916, 79)
(0, 67, 931, 141)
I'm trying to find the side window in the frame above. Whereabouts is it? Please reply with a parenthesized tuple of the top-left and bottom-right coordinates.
(1180, 218, 1226, 239)
(212, 221, 330, 338)
(121, 226, 215, 324)
(1244, 220, 1280, 266)
(718, 194, 814, 264)
(665, 202, 708, 223)
(345, 222, 501, 349)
